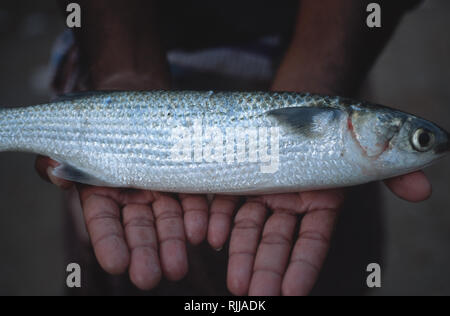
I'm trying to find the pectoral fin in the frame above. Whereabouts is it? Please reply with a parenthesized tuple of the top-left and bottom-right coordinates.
(267, 107, 342, 137)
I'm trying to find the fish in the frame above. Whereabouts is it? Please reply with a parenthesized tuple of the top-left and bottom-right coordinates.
(0, 90, 448, 194)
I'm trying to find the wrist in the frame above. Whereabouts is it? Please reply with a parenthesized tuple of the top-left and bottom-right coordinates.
(271, 47, 353, 96)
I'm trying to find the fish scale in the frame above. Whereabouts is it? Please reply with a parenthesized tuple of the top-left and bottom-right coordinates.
(0, 90, 449, 194)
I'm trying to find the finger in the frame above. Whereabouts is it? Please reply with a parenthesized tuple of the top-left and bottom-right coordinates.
(282, 207, 338, 296)
(179, 194, 209, 245)
(227, 201, 267, 296)
(119, 189, 155, 205)
(35, 155, 73, 189)
(35, 155, 54, 181)
(81, 190, 129, 275)
(248, 212, 297, 296)
(207, 195, 240, 250)
(123, 204, 161, 290)
(261, 190, 344, 215)
(384, 171, 431, 202)
(152, 194, 188, 281)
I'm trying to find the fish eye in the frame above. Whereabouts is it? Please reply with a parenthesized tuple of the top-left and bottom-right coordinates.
(411, 128, 435, 152)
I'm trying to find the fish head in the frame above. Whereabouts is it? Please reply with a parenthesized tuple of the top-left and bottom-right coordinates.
(349, 104, 450, 176)
(386, 114, 450, 168)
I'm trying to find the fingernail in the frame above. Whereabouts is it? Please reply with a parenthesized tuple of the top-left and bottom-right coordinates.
(214, 247, 223, 252)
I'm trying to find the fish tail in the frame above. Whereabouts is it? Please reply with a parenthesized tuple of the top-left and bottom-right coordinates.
(0, 107, 19, 152)
(0, 108, 8, 151)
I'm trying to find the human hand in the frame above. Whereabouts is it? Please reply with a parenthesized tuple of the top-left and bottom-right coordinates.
(38, 22, 207, 289)
(35, 156, 209, 290)
(256, 0, 433, 292)
(206, 171, 431, 296)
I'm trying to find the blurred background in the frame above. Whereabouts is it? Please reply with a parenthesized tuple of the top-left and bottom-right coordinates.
(0, 0, 449, 295)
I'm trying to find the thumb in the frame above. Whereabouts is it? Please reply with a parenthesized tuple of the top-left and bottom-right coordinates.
(35, 155, 73, 189)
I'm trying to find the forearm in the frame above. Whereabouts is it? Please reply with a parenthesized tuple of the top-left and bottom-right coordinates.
(59, 0, 170, 89)
(272, 0, 410, 96)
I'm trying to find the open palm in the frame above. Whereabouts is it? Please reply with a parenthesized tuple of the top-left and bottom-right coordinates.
(206, 172, 430, 296)
(36, 156, 210, 290)
(36, 155, 430, 294)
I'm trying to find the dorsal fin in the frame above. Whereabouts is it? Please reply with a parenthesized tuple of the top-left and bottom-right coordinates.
(54, 91, 117, 102)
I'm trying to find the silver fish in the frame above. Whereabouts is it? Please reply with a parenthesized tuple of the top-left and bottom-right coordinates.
(0, 90, 448, 194)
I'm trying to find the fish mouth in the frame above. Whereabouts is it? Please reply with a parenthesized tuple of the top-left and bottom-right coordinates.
(434, 131, 450, 154)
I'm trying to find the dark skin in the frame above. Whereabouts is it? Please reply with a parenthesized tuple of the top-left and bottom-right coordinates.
(36, 0, 431, 294)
